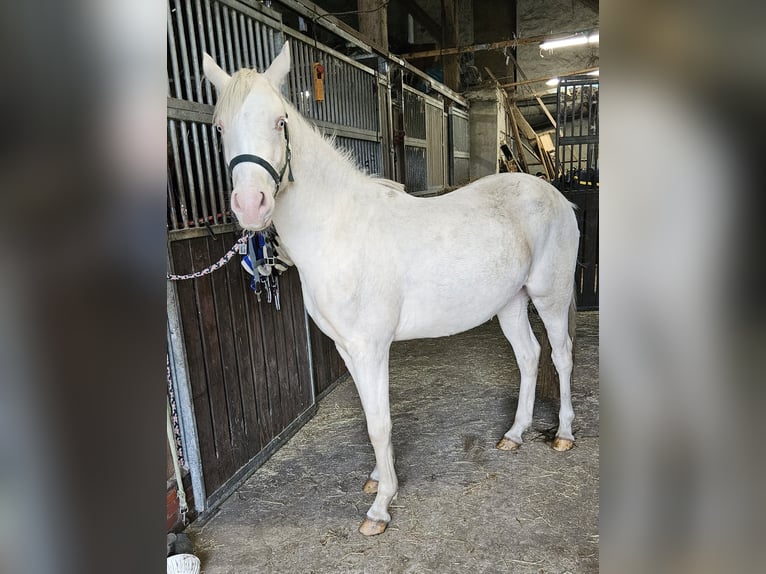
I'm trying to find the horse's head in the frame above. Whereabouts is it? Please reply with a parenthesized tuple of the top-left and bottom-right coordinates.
(203, 43, 292, 231)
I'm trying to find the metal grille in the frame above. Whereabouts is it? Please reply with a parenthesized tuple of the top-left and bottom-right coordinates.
(167, 0, 284, 231)
(403, 88, 426, 139)
(405, 146, 427, 192)
(166, 0, 386, 231)
(425, 102, 445, 189)
(553, 75, 599, 310)
(554, 77, 599, 190)
(167, 117, 230, 229)
(285, 36, 379, 134)
(449, 107, 470, 186)
(335, 136, 383, 177)
(167, 0, 282, 104)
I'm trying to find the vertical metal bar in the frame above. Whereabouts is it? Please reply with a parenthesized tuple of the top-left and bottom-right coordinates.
(247, 19, 256, 70)
(195, 0, 213, 104)
(222, 5, 235, 72)
(238, 13, 249, 69)
(353, 68, 362, 129)
(167, 280, 208, 512)
(307, 44, 317, 120)
(167, 157, 179, 230)
(190, 123, 210, 223)
(301, 42, 310, 117)
(341, 63, 354, 126)
(362, 71, 370, 130)
(199, 121, 218, 223)
(298, 42, 309, 118)
(183, 0, 202, 103)
(306, 43, 314, 118)
(173, 0, 193, 100)
(167, 2, 183, 99)
(230, 8, 242, 71)
(267, 26, 276, 66)
(213, 2, 226, 73)
(253, 21, 263, 70)
(292, 39, 303, 113)
(259, 21, 270, 69)
(168, 119, 190, 228)
(209, 124, 227, 224)
(286, 38, 298, 105)
(179, 120, 200, 226)
(329, 60, 338, 125)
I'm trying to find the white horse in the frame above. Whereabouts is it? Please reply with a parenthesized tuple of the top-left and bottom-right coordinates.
(203, 42, 579, 536)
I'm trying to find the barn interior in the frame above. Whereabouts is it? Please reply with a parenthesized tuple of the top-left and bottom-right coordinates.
(167, 0, 599, 571)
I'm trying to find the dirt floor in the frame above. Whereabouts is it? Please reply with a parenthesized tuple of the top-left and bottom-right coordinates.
(188, 311, 599, 573)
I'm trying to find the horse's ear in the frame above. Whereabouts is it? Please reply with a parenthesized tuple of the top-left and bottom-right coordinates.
(263, 42, 291, 89)
(203, 53, 231, 92)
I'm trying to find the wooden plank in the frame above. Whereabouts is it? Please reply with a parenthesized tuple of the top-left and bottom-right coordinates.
(220, 232, 263, 459)
(271, 275, 301, 424)
(539, 133, 555, 153)
(507, 103, 528, 172)
(190, 236, 236, 492)
(284, 270, 313, 408)
(399, 32, 578, 59)
(241, 267, 275, 448)
(256, 291, 284, 432)
(170, 240, 221, 492)
(513, 106, 537, 141)
(207, 233, 249, 468)
(500, 67, 599, 89)
(534, 136, 551, 179)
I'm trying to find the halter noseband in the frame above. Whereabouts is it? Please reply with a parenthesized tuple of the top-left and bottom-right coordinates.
(227, 114, 295, 197)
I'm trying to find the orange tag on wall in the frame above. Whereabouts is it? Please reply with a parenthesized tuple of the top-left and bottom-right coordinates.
(313, 62, 325, 102)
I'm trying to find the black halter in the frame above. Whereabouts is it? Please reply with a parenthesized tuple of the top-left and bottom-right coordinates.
(228, 114, 295, 197)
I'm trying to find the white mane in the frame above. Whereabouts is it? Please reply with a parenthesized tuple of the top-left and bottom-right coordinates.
(212, 69, 262, 125)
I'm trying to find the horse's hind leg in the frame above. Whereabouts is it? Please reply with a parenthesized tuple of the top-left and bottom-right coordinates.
(530, 292, 575, 451)
(335, 341, 397, 535)
(496, 291, 541, 450)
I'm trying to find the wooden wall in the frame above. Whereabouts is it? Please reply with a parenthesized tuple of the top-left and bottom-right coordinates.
(169, 231, 346, 497)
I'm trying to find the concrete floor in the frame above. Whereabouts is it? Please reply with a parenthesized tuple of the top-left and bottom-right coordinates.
(188, 312, 599, 573)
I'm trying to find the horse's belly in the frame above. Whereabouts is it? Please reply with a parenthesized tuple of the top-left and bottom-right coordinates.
(394, 280, 517, 340)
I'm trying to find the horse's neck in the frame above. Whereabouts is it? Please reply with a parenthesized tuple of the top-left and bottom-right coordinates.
(273, 112, 366, 266)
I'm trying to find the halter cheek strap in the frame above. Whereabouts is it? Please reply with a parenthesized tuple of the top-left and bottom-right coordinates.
(228, 114, 295, 197)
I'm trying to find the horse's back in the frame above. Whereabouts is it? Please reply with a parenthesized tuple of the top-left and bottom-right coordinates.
(381, 172, 578, 340)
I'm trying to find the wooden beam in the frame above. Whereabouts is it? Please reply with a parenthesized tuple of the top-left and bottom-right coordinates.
(486, 67, 528, 173)
(441, 0, 459, 91)
(500, 67, 599, 89)
(400, 36, 550, 60)
(358, 0, 388, 53)
(504, 50, 557, 129)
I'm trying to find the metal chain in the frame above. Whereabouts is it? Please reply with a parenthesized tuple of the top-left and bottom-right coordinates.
(167, 233, 249, 281)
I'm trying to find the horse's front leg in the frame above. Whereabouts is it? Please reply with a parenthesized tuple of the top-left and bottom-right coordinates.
(336, 341, 397, 536)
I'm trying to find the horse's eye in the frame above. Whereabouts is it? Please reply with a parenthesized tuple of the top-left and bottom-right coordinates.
(276, 117, 286, 130)
(215, 122, 223, 134)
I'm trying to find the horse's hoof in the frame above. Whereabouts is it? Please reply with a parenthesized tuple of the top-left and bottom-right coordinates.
(359, 517, 388, 536)
(552, 437, 574, 451)
(362, 478, 379, 494)
(496, 437, 521, 451)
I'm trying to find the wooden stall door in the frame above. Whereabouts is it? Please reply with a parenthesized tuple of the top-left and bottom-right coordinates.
(170, 231, 314, 499)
